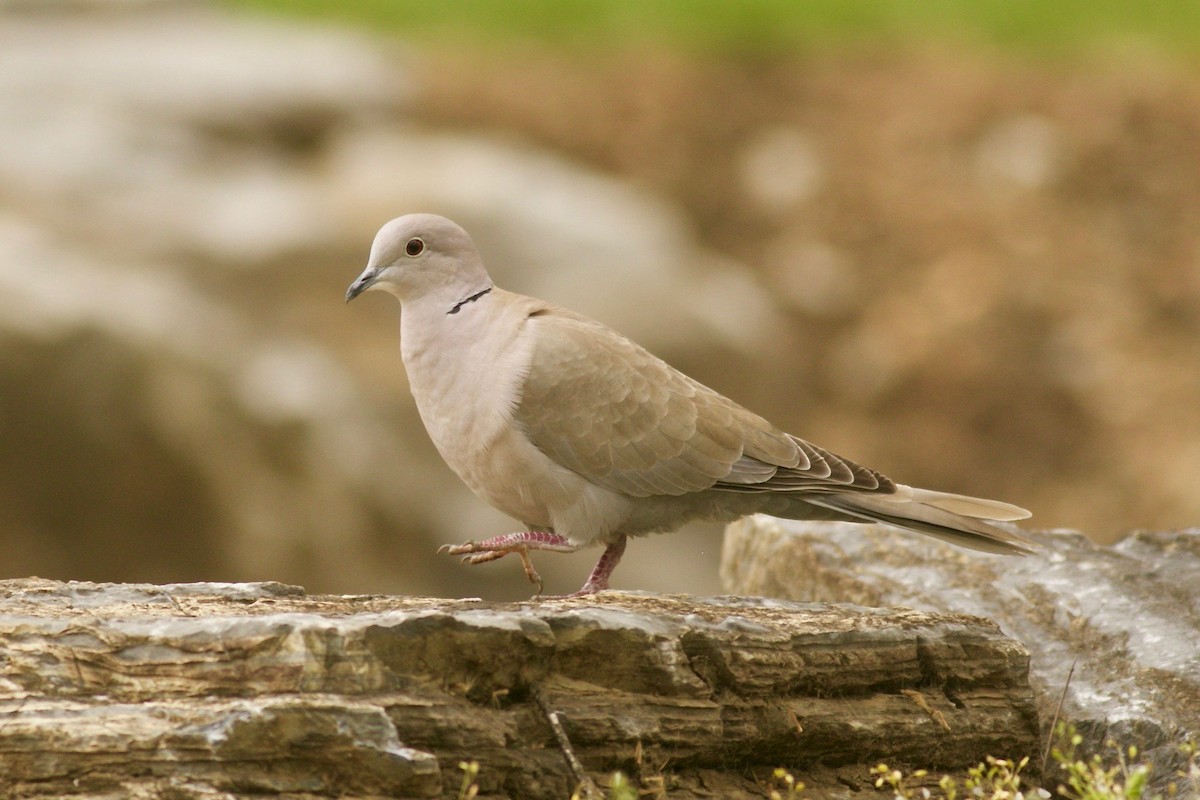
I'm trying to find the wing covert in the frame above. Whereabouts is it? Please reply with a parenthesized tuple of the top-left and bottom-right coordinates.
(513, 305, 896, 500)
(514, 308, 795, 497)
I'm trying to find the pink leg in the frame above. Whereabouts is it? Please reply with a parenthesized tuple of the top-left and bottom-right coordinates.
(438, 531, 581, 592)
(438, 531, 577, 557)
(565, 535, 627, 597)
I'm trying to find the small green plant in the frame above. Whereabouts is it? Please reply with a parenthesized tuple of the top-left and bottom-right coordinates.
(871, 755, 1043, 800)
(456, 760, 480, 800)
(1050, 723, 1199, 800)
(602, 771, 638, 800)
(457, 736, 1200, 800)
(871, 763, 930, 799)
(1175, 739, 1200, 798)
(565, 770, 638, 800)
(768, 767, 806, 799)
(1051, 724, 1149, 800)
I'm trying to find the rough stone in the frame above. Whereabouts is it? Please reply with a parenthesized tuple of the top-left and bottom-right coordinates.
(0, 579, 1040, 798)
(721, 516, 1200, 795)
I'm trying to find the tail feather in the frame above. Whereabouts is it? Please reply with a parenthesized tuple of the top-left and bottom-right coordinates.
(805, 484, 1036, 556)
(914, 489, 1030, 522)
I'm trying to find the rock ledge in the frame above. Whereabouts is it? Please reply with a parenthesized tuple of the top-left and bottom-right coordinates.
(0, 579, 1039, 798)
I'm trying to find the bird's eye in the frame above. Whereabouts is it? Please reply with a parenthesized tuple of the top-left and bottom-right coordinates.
(405, 238, 425, 257)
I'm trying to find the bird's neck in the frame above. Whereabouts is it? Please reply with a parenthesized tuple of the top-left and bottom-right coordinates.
(397, 287, 535, 460)
(445, 284, 494, 316)
(398, 283, 503, 369)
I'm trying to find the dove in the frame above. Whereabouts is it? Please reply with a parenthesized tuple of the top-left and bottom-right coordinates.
(346, 213, 1034, 596)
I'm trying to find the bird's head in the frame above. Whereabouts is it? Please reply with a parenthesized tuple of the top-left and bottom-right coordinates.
(346, 213, 490, 304)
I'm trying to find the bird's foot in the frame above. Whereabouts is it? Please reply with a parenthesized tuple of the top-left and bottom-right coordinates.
(540, 583, 604, 600)
(437, 532, 579, 593)
(438, 531, 575, 556)
(540, 535, 627, 599)
(450, 546, 543, 593)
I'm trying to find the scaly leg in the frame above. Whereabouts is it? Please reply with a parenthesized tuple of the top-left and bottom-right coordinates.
(542, 535, 628, 598)
(438, 532, 580, 593)
(575, 535, 627, 595)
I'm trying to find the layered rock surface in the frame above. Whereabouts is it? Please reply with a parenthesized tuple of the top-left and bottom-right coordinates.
(722, 517, 1200, 796)
(0, 579, 1039, 798)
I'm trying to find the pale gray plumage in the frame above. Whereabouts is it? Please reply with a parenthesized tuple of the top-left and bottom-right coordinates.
(347, 213, 1034, 595)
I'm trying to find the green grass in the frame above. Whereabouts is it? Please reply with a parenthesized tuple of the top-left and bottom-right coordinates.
(224, 0, 1200, 58)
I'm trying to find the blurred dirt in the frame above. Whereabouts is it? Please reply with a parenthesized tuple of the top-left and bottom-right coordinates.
(416, 48, 1200, 542)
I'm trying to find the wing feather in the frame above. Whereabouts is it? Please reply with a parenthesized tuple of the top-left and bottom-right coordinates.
(515, 308, 795, 497)
(513, 306, 894, 500)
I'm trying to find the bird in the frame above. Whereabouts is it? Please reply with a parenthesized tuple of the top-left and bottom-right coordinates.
(346, 213, 1034, 596)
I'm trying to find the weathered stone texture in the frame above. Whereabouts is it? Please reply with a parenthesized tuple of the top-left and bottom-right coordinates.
(0, 579, 1039, 798)
(722, 517, 1200, 796)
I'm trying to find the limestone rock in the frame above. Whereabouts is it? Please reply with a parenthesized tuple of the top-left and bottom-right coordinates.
(0, 579, 1039, 798)
(721, 516, 1200, 795)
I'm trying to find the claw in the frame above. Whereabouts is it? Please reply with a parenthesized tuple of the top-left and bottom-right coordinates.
(463, 551, 506, 565)
(514, 547, 544, 594)
(436, 532, 578, 594)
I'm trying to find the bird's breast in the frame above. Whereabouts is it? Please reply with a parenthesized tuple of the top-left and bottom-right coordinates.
(399, 302, 555, 524)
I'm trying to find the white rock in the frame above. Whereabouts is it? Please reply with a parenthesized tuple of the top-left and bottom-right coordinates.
(737, 126, 824, 212)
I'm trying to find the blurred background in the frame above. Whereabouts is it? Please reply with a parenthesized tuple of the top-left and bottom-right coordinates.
(2, 0, 1198, 599)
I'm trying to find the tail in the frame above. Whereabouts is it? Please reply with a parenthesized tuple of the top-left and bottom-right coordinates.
(805, 484, 1036, 555)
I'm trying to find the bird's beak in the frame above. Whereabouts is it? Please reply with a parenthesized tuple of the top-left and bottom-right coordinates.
(345, 265, 380, 303)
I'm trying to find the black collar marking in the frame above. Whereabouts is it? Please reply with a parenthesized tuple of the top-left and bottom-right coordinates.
(447, 286, 493, 315)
